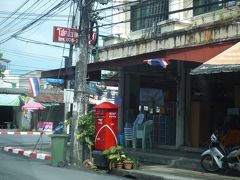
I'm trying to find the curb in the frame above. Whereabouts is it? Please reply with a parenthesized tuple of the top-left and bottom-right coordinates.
(126, 151, 202, 172)
(0, 131, 52, 135)
(3, 146, 51, 160)
(111, 167, 240, 180)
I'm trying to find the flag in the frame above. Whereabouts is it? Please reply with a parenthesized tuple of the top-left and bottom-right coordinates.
(143, 58, 169, 68)
(28, 77, 40, 97)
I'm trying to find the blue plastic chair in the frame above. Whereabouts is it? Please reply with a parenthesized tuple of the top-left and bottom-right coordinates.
(134, 120, 153, 149)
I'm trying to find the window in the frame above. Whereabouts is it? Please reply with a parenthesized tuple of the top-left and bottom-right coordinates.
(130, 0, 169, 32)
(193, 0, 238, 16)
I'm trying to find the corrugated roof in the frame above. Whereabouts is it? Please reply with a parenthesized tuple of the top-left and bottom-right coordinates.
(28, 93, 64, 103)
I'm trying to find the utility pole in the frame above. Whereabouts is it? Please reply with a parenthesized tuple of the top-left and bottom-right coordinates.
(70, 0, 91, 164)
(64, 12, 76, 122)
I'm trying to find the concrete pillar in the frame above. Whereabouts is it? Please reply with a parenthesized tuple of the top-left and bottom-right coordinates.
(176, 61, 185, 148)
(185, 68, 191, 146)
(118, 70, 125, 133)
(124, 73, 131, 124)
(125, 74, 140, 123)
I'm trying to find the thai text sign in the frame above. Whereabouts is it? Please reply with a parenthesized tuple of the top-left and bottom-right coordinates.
(38, 121, 53, 132)
(53, 26, 78, 43)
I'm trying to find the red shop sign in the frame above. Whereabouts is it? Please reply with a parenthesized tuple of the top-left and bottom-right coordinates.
(53, 26, 78, 44)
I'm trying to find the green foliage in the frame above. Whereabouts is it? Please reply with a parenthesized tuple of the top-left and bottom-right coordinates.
(64, 118, 72, 126)
(103, 146, 126, 163)
(101, 70, 117, 80)
(77, 113, 95, 150)
(103, 146, 140, 169)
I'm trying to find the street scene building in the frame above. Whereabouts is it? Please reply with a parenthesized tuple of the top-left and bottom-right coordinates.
(95, 0, 240, 149)
(42, 0, 240, 149)
(1, 0, 240, 179)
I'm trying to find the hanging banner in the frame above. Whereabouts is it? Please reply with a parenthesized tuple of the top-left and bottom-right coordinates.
(53, 26, 78, 44)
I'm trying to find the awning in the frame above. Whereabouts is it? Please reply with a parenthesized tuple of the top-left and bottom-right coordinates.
(42, 102, 60, 107)
(41, 41, 236, 80)
(190, 41, 240, 75)
(0, 94, 21, 106)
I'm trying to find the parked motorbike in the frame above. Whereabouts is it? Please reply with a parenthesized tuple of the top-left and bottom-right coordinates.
(201, 132, 240, 172)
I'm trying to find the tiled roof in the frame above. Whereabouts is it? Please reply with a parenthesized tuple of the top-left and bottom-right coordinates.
(28, 93, 64, 103)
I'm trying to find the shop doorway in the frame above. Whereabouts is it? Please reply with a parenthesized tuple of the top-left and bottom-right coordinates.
(0, 106, 13, 129)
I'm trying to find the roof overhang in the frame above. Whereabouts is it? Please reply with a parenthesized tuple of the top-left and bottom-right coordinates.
(0, 94, 21, 106)
(41, 40, 237, 80)
(191, 41, 240, 75)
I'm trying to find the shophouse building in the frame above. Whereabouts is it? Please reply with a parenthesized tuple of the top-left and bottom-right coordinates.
(42, 0, 240, 149)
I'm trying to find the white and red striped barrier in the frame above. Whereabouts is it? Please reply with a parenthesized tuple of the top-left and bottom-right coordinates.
(3, 147, 51, 160)
(0, 131, 52, 135)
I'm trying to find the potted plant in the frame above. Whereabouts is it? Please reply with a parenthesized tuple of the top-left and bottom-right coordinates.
(123, 157, 134, 170)
(103, 146, 126, 170)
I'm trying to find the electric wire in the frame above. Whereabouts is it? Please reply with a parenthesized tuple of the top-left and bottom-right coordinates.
(96, 0, 230, 21)
(0, 16, 71, 22)
(0, 0, 71, 44)
(94, 0, 236, 29)
(0, 0, 45, 35)
(19, 1, 71, 40)
(0, 48, 63, 62)
(0, 11, 70, 18)
(14, 36, 71, 49)
(0, 0, 30, 25)
(12, 0, 70, 38)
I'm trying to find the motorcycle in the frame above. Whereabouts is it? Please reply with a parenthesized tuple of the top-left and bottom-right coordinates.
(201, 132, 240, 172)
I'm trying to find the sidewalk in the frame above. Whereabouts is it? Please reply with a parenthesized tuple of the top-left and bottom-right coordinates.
(2, 144, 240, 179)
(125, 147, 203, 172)
(111, 165, 240, 180)
(110, 147, 240, 179)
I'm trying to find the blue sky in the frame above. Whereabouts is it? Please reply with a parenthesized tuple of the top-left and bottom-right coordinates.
(0, 0, 75, 75)
(0, 0, 113, 76)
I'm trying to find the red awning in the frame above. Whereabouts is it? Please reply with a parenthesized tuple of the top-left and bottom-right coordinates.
(191, 41, 240, 75)
(167, 41, 236, 63)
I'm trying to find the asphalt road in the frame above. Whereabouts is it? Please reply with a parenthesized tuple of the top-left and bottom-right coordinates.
(0, 134, 50, 147)
(0, 152, 127, 180)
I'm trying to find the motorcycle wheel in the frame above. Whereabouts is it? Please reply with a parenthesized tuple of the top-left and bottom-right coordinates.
(201, 155, 220, 172)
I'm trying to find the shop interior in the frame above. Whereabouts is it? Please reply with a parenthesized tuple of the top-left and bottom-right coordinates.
(189, 72, 240, 148)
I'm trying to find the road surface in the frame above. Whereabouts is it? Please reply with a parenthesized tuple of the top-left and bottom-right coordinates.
(0, 151, 127, 180)
(0, 134, 50, 147)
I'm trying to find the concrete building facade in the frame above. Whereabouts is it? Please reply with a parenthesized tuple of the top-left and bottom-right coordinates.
(98, 0, 240, 149)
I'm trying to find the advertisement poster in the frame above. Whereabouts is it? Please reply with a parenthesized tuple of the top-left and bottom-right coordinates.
(38, 121, 53, 132)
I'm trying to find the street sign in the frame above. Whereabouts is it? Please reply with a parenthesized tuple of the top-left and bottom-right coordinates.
(53, 26, 78, 44)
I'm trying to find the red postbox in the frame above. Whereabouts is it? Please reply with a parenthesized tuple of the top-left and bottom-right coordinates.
(94, 102, 118, 150)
